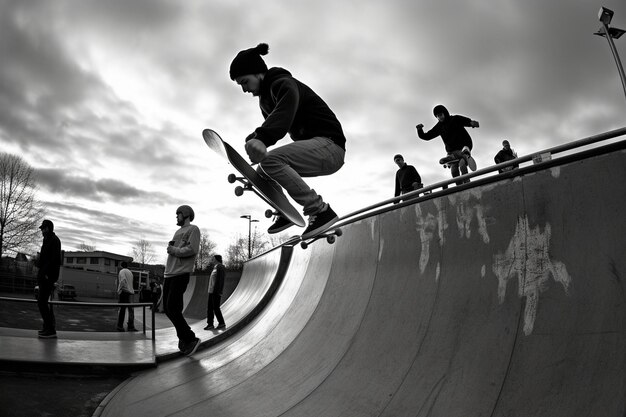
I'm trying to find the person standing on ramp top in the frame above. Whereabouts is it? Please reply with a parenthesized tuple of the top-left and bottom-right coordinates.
(230, 43, 346, 239)
(416, 104, 479, 184)
(165, 205, 201, 356)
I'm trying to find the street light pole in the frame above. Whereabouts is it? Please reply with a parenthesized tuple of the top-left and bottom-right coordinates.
(240, 215, 259, 259)
(595, 7, 626, 103)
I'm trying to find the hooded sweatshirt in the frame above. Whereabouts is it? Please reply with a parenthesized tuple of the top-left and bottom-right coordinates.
(250, 67, 346, 150)
(417, 105, 474, 153)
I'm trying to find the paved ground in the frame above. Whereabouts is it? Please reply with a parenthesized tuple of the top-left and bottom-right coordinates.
(0, 372, 126, 417)
(0, 293, 152, 417)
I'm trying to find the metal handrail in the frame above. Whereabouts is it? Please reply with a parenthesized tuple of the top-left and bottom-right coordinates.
(336, 126, 626, 225)
(0, 296, 156, 341)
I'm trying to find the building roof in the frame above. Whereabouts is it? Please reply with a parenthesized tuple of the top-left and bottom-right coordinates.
(64, 251, 133, 262)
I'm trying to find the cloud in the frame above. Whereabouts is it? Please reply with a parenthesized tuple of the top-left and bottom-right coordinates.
(35, 167, 176, 204)
(2, 0, 625, 262)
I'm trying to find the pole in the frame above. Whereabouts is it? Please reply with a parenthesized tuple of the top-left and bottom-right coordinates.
(599, 23, 626, 102)
(247, 217, 252, 259)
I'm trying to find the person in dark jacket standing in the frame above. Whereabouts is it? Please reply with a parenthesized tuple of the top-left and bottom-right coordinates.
(36, 219, 62, 339)
(204, 255, 226, 331)
(494, 140, 518, 173)
(416, 104, 479, 184)
(230, 43, 346, 239)
(393, 154, 422, 200)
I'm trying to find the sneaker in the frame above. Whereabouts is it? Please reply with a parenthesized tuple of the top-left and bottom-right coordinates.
(183, 338, 201, 356)
(216, 323, 226, 330)
(268, 216, 295, 234)
(461, 147, 477, 171)
(116, 327, 125, 332)
(127, 327, 138, 332)
(38, 329, 57, 339)
(204, 324, 215, 330)
(301, 205, 338, 240)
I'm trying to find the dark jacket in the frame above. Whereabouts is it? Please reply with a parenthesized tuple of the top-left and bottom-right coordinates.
(494, 148, 516, 164)
(417, 105, 474, 153)
(494, 148, 519, 173)
(37, 232, 62, 283)
(395, 164, 422, 197)
(251, 67, 346, 150)
(212, 263, 226, 296)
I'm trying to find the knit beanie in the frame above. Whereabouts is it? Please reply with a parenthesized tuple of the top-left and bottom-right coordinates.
(229, 43, 269, 80)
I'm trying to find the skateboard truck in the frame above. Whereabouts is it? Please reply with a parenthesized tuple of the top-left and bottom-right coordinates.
(228, 173, 253, 196)
(300, 227, 343, 249)
(265, 209, 279, 219)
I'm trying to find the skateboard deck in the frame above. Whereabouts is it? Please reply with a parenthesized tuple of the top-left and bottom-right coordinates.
(202, 129, 305, 227)
(283, 227, 343, 250)
(439, 153, 477, 171)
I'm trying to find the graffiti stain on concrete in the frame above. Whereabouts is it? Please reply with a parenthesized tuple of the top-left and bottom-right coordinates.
(492, 216, 572, 335)
(414, 205, 438, 274)
(449, 189, 491, 244)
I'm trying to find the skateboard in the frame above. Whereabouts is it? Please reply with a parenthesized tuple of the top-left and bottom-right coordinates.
(283, 227, 343, 249)
(203, 129, 305, 227)
(439, 148, 477, 171)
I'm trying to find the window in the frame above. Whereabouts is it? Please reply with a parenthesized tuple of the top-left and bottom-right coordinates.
(104, 258, 111, 266)
(90, 257, 99, 264)
(76, 257, 86, 264)
(66, 257, 74, 264)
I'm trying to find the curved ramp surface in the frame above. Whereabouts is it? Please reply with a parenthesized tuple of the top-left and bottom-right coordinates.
(153, 246, 291, 359)
(101, 147, 626, 416)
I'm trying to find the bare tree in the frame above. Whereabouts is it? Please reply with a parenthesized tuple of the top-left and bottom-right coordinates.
(225, 229, 270, 270)
(78, 242, 96, 252)
(0, 153, 43, 258)
(132, 238, 154, 267)
(195, 229, 217, 271)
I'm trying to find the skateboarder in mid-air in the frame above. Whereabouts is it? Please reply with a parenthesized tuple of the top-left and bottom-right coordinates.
(230, 43, 346, 239)
(416, 105, 479, 184)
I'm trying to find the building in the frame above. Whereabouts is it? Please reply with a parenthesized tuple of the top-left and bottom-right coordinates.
(63, 251, 133, 274)
(62, 251, 134, 298)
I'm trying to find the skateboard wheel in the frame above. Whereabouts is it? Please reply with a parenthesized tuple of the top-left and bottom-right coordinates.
(227, 174, 237, 184)
(264, 209, 274, 218)
(300, 241, 308, 249)
(234, 186, 244, 196)
(327, 235, 336, 244)
(334, 228, 343, 237)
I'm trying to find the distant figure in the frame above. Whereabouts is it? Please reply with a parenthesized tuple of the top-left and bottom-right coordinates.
(165, 205, 201, 356)
(230, 43, 346, 238)
(416, 104, 479, 184)
(150, 281, 162, 312)
(494, 140, 518, 173)
(205, 255, 226, 331)
(116, 261, 137, 332)
(393, 154, 422, 201)
(36, 219, 62, 339)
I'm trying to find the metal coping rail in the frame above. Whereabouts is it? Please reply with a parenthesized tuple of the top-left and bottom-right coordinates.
(0, 296, 156, 341)
(335, 126, 626, 226)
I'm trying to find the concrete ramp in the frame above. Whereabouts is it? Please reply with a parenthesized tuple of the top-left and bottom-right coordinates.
(100, 145, 626, 416)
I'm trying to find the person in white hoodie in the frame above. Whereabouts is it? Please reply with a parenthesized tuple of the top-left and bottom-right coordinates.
(164, 205, 201, 356)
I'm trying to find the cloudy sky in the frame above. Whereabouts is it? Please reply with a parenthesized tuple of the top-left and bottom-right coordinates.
(1, 0, 625, 264)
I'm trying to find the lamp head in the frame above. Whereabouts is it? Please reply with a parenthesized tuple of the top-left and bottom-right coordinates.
(599, 7, 614, 25)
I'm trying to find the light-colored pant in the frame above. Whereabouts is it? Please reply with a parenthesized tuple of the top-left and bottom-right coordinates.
(258, 137, 345, 216)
